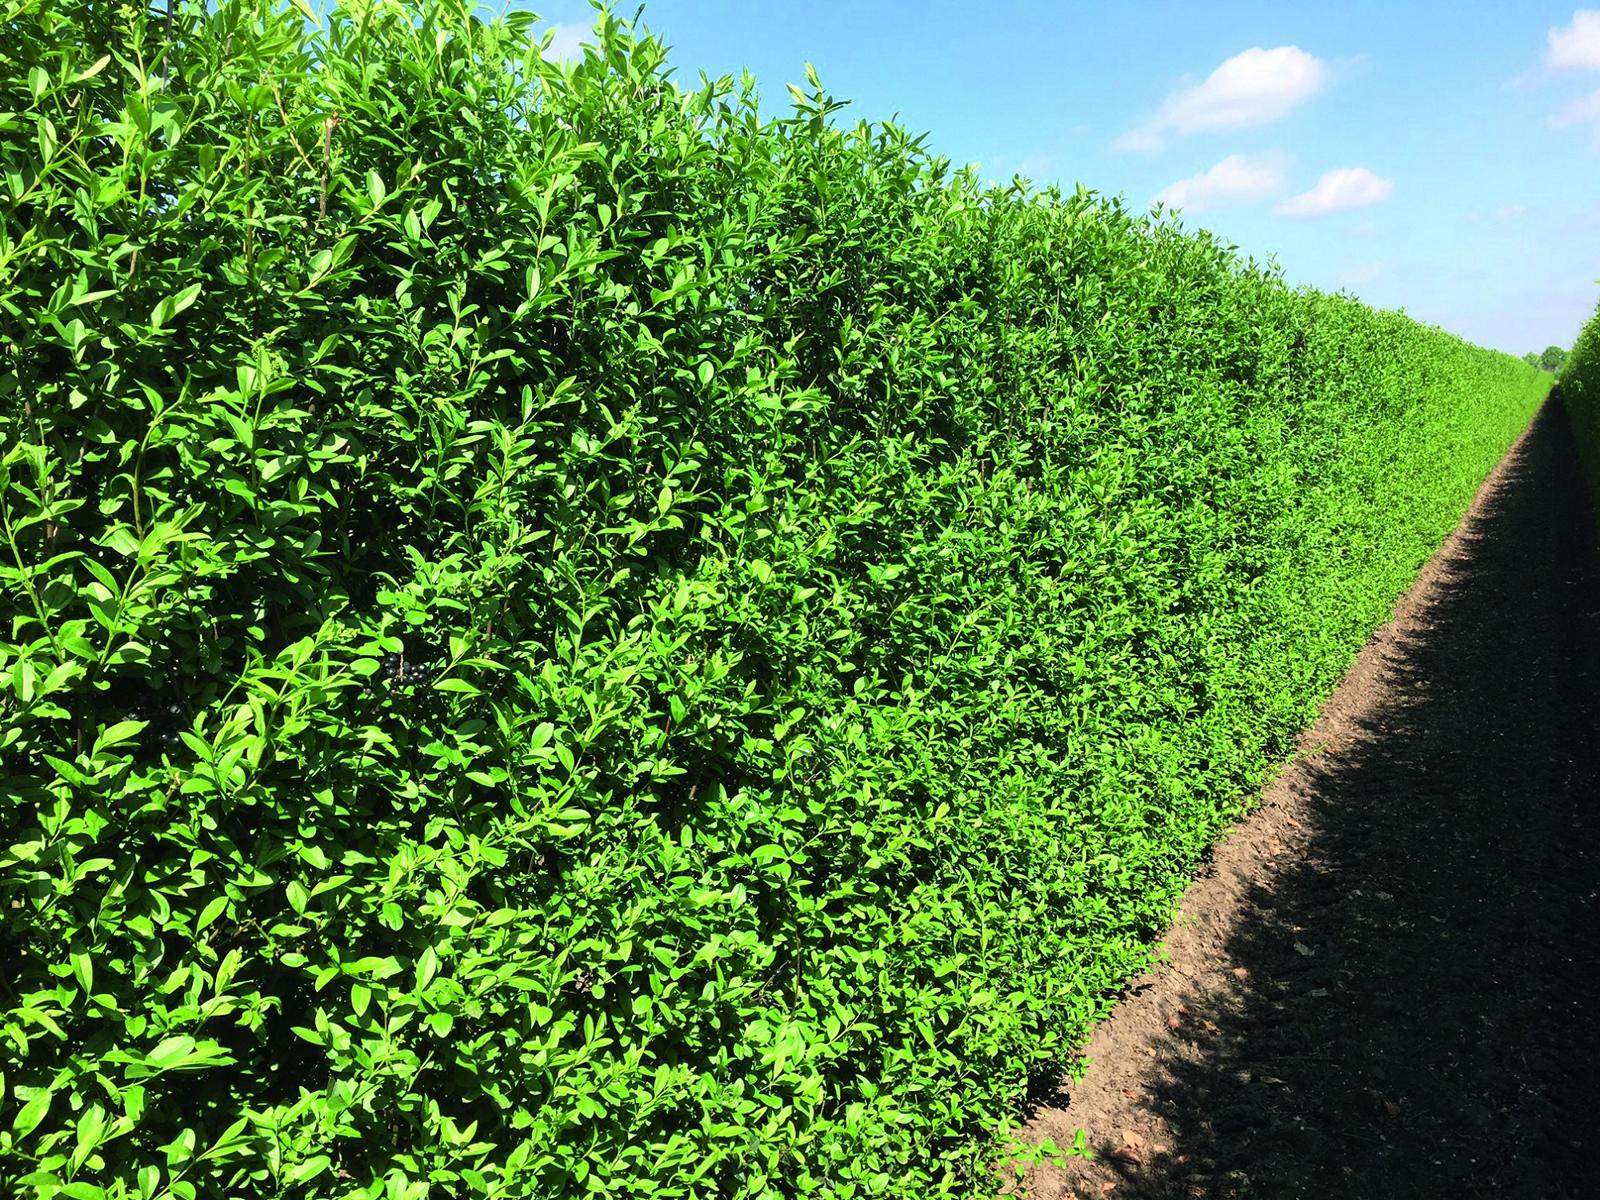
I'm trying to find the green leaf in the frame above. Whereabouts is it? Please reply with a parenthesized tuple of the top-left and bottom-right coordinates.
(73, 1104, 106, 1164)
(70, 949, 93, 995)
(286, 1156, 331, 1185)
(416, 946, 439, 992)
(72, 55, 111, 84)
(93, 719, 146, 754)
(12, 1089, 51, 1139)
(148, 283, 202, 330)
(195, 895, 229, 932)
(147, 1035, 197, 1070)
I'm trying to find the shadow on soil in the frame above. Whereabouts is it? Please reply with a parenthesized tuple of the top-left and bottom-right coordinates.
(1075, 402, 1600, 1199)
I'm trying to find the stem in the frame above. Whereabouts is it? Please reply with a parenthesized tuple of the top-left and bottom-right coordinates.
(1, 500, 61, 658)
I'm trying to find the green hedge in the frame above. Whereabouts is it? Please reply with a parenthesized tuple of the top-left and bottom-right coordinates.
(0, 3, 1548, 1197)
(1563, 300, 1600, 503)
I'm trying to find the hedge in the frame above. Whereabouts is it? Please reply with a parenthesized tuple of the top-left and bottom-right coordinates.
(1562, 299, 1600, 504)
(0, 3, 1549, 1198)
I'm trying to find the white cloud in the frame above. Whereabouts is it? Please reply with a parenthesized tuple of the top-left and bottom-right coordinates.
(1550, 86, 1600, 143)
(542, 24, 587, 62)
(1275, 167, 1393, 217)
(1114, 126, 1166, 155)
(1155, 154, 1286, 213)
(1468, 204, 1530, 225)
(1547, 10, 1600, 70)
(1013, 152, 1058, 180)
(1114, 46, 1330, 152)
(1340, 262, 1385, 286)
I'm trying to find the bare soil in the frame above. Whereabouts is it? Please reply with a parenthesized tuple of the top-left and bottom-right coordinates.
(1018, 399, 1600, 1200)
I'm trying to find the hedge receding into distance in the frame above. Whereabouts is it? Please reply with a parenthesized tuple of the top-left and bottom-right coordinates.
(1562, 299, 1600, 505)
(0, 3, 1549, 1197)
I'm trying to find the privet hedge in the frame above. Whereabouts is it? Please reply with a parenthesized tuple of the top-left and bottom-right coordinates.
(0, 3, 1549, 1197)
(1562, 300, 1600, 503)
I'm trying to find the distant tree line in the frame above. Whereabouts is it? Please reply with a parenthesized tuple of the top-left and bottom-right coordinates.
(1524, 345, 1568, 373)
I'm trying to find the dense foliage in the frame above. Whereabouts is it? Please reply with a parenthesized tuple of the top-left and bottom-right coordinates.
(0, 2, 1548, 1197)
(1562, 302, 1600, 501)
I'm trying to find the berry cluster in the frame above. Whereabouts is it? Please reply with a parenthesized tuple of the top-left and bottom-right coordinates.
(136, 699, 188, 747)
(113, 684, 188, 752)
(379, 652, 437, 689)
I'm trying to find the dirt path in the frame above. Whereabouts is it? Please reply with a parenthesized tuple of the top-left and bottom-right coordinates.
(1018, 399, 1600, 1200)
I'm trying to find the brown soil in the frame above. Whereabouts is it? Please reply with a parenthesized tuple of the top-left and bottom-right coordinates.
(1017, 399, 1600, 1200)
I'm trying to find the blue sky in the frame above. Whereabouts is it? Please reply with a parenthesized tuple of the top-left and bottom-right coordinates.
(528, 1, 1600, 356)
